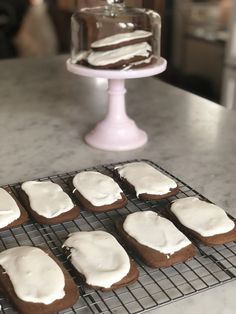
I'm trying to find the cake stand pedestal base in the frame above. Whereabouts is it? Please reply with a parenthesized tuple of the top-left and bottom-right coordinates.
(85, 79, 147, 151)
(67, 58, 167, 151)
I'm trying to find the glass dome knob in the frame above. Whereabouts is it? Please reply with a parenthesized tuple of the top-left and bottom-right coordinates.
(106, 0, 124, 4)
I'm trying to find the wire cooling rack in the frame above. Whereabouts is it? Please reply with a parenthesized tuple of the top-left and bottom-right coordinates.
(0, 159, 236, 314)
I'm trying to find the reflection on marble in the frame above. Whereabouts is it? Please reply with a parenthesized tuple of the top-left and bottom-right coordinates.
(1, 55, 236, 313)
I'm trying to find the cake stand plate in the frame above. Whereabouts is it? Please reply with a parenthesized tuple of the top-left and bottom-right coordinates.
(67, 57, 167, 151)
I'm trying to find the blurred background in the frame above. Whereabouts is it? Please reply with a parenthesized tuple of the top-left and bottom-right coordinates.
(0, 0, 236, 109)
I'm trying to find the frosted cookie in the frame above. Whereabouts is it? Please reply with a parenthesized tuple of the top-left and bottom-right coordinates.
(170, 197, 236, 246)
(76, 29, 155, 70)
(71, 171, 127, 212)
(0, 187, 28, 231)
(20, 181, 80, 224)
(63, 231, 139, 291)
(122, 56, 155, 70)
(116, 211, 195, 268)
(115, 162, 179, 200)
(91, 30, 152, 51)
(87, 42, 152, 69)
(0, 246, 79, 314)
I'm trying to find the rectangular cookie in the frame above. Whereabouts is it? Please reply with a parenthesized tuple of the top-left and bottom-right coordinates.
(116, 211, 196, 268)
(71, 171, 127, 212)
(170, 197, 236, 246)
(114, 162, 179, 200)
(19, 181, 80, 224)
(87, 42, 152, 69)
(0, 187, 28, 231)
(91, 30, 153, 51)
(63, 230, 139, 292)
(0, 246, 79, 314)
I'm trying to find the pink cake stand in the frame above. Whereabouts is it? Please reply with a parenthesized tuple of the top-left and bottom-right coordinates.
(66, 57, 167, 151)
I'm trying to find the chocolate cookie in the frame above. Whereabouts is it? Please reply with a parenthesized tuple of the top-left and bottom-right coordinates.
(170, 197, 236, 246)
(0, 246, 79, 314)
(116, 212, 196, 268)
(0, 187, 28, 231)
(114, 162, 179, 201)
(91, 30, 152, 51)
(71, 171, 127, 213)
(64, 255, 138, 292)
(63, 231, 139, 291)
(87, 42, 152, 70)
(122, 56, 155, 70)
(19, 181, 80, 225)
(182, 222, 236, 246)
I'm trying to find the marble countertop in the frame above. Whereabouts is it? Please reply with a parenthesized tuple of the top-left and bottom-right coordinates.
(1, 55, 236, 313)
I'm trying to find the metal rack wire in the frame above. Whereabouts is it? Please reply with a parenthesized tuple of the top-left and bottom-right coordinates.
(0, 159, 236, 314)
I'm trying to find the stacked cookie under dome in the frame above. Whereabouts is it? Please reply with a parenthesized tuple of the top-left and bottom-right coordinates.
(87, 30, 153, 69)
(71, 0, 161, 70)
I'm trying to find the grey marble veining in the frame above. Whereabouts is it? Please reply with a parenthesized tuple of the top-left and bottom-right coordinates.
(0, 55, 236, 313)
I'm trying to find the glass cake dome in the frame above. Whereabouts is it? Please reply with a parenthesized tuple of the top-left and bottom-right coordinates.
(71, 0, 161, 70)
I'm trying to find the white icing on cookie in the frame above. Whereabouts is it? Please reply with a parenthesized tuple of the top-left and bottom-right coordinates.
(87, 42, 152, 67)
(21, 181, 74, 218)
(91, 30, 152, 48)
(73, 171, 122, 206)
(171, 197, 235, 237)
(63, 231, 130, 288)
(115, 162, 177, 197)
(123, 211, 191, 255)
(0, 188, 21, 228)
(122, 56, 153, 70)
(0, 246, 65, 304)
(71, 50, 90, 64)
